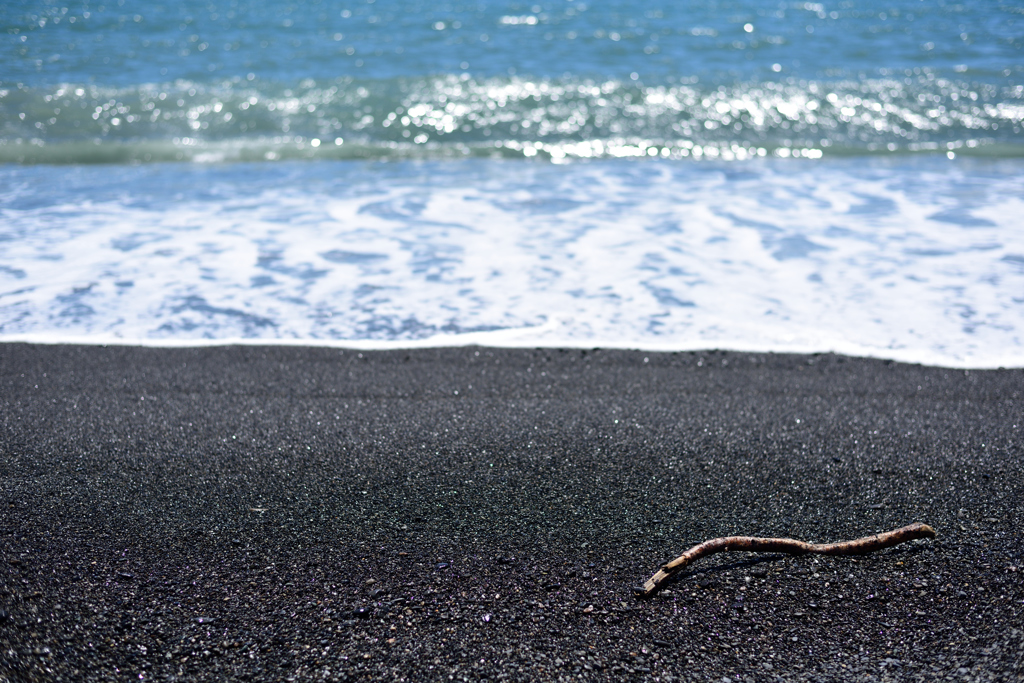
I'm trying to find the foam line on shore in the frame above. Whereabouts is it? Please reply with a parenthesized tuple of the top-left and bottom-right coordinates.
(2, 330, 1021, 369)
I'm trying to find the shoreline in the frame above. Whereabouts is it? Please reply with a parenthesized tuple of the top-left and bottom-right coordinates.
(2, 335, 1021, 371)
(1, 343, 1021, 681)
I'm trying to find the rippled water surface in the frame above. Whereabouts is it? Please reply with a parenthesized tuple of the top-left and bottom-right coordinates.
(4, 0, 1022, 162)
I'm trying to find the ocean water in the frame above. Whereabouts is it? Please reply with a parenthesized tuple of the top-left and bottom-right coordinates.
(2, 0, 1023, 367)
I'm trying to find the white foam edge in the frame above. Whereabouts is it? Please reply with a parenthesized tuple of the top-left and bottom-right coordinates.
(2, 326, 1020, 370)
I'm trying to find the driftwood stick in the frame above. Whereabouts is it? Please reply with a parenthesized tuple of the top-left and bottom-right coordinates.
(639, 522, 936, 598)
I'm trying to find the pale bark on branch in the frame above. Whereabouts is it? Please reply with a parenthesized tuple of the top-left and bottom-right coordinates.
(639, 523, 936, 597)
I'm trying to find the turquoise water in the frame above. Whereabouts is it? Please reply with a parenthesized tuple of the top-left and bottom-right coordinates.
(9, 0, 1022, 84)
(3, 0, 1022, 162)
(2, 1, 1024, 366)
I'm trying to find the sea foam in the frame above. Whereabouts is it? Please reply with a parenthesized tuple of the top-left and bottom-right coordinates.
(1, 157, 1022, 368)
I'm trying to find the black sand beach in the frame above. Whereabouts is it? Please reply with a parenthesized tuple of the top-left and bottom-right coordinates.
(1, 344, 1022, 682)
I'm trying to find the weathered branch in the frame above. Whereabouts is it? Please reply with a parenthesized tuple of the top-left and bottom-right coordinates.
(638, 522, 936, 597)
